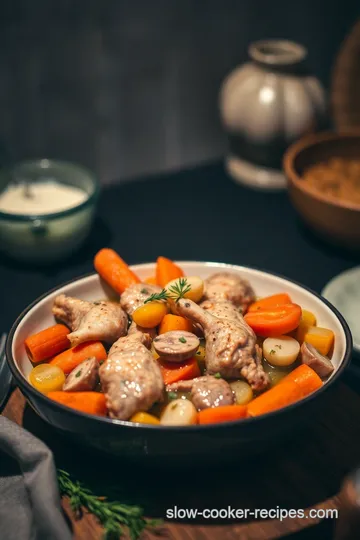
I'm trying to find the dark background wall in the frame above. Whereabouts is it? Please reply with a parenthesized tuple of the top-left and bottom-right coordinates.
(0, 0, 359, 184)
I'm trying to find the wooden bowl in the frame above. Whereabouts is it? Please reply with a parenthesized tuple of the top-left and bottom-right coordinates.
(283, 131, 360, 250)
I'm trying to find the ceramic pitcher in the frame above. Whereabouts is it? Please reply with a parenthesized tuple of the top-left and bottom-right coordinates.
(220, 40, 326, 189)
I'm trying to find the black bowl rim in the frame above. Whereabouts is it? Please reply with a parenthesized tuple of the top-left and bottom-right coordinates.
(6, 262, 353, 433)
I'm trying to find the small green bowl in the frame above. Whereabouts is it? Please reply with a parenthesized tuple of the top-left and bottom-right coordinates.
(0, 159, 100, 263)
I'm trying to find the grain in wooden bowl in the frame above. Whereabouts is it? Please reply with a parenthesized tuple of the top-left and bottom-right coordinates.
(283, 131, 360, 250)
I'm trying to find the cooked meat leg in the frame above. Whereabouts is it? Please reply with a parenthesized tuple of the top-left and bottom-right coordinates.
(120, 283, 162, 315)
(53, 294, 128, 347)
(120, 282, 161, 339)
(167, 375, 235, 410)
(176, 298, 269, 391)
(202, 272, 255, 312)
(99, 323, 164, 420)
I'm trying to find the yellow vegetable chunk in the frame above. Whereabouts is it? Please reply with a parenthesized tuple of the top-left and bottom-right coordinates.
(160, 399, 197, 426)
(296, 309, 317, 342)
(263, 336, 300, 367)
(165, 276, 204, 303)
(302, 326, 334, 356)
(132, 301, 168, 328)
(301, 309, 317, 326)
(229, 380, 253, 405)
(130, 412, 160, 425)
(29, 364, 65, 394)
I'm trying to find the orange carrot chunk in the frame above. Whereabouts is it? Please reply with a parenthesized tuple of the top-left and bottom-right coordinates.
(159, 314, 193, 335)
(280, 364, 323, 394)
(198, 405, 248, 425)
(50, 341, 107, 374)
(247, 380, 304, 417)
(159, 357, 200, 385)
(94, 248, 140, 294)
(47, 391, 107, 416)
(248, 293, 292, 313)
(156, 256, 184, 288)
(244, 303, 302, 337)
(25, 324, 70, 363)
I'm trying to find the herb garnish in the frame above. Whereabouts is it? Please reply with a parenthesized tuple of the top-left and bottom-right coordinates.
(75, 370, 82, 378)
(275, 344, 282, 349)
(168, 392, 177, 400)
(144, 289, 168, 303)
(214, 372, 222, 379)
(179, 336, 187, 343)
(140, 288, 148, 294)
(144, 277, 191, 304)
(270, 349, 276, 355)
(57, 470, 161, 540)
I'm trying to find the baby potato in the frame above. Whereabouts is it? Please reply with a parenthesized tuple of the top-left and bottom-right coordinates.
(160, 398, 197, 426)
(29, 364, 65, 394)
(229, 380, 253, 405)
(263, 335, 300, 367)
(130, 412, 160, 425)
(166, 276, 204, 303)
(132, 301, 168, 328)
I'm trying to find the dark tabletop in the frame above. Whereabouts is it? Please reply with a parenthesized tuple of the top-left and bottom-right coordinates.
(1, 160, 359, 333)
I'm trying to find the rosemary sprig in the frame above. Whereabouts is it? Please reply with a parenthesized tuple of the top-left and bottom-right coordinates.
(144, 277, 191, 304)
(168, 277, 191, 302)
(144, 289, 168, 303)
(57, 469, 161, 540)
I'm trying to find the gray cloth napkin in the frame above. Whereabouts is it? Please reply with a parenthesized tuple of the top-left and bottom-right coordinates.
(0, 415, 72, 540)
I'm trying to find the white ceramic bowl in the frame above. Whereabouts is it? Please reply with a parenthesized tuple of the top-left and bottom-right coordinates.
(0, 159, 99, 263)
(6, 262, 352, 461)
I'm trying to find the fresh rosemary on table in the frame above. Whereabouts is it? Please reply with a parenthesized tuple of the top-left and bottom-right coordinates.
(57, 469, 161, 540)
(144, 277, 191, 304)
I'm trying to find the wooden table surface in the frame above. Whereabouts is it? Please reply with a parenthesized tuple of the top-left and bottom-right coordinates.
(4, 382, 360, 540)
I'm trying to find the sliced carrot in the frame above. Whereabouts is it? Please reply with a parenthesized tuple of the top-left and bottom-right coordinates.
(198, 404, 247, 424)
(244, 303, 302, 337)
(144, 276, 157, 285)
(248, 293, 292, 313)
(94, 248, 140, 294)
(47, 391, 107, 416)
(159, 314, 193, 335)
(280, 364, 323, 394)
(159, 357, 200, 385)
(247, 380, 304, 417)
(25, 324, 70, 363)
(156, 256, 184, 287)
(50, 341, 107, 374)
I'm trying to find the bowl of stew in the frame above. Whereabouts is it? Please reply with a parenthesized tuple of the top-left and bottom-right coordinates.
(283, 130, 360, 250)
(6, 252, 352, 462)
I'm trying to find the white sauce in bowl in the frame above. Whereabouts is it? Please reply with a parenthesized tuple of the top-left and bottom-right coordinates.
(0, 180, 88, 215)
